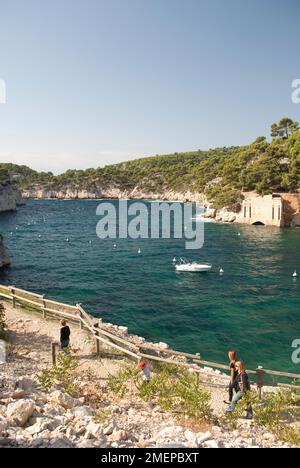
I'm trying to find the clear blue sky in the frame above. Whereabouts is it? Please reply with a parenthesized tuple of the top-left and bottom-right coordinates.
(0, 0, 299, 173)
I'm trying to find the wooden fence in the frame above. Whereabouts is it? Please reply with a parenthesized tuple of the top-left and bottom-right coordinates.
(0, 283, 299, 397)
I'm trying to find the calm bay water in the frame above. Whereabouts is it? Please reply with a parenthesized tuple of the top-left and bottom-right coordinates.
(0, 199, 300, 373)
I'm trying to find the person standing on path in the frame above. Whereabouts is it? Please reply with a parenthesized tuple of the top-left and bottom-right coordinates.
(226, 360, 253, 419)
(60, 319, 71, 350)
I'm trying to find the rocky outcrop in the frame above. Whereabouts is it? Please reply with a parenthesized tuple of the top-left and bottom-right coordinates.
(291, 213, 300, 227)
(0, 235, 10, 269)
(0, 183, 23, 212)
(21, 186, 207, 205)
(215, 208, 237, 223)
(0, 183, 23, 268)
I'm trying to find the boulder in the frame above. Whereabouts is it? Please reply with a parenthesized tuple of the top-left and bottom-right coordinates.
(26, 417, 61, 435)
(203, 208, 216, 218)
(85, 421, 103, 438)
(6, 399, 35, 427)
(197, 431, 212, 445)
(77, 440, 96, 448)
(184, 430, 197, 446)
(291, 213, 300, 228)
(109, 429, 128, 442)
(49, 437, 74, 448)
(216, 209, 236, 223)
(15, 377, 37, 393)
(70, 406, 94, 418)
(103, 421, 119, 436)
(49, 391, 78, 409)
(0, 418, 7, 436)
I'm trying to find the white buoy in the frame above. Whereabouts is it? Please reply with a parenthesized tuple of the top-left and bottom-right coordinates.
(293, 270, 298, 278)
(219, 268, 224, 274)
(89, 240, 92, 244)
(138, 249, 141, 254)
(66, 238, 70, 242)
(238, 233, 241, 237)
(173, 257, 176, 263)
(113, 244, 117, 249)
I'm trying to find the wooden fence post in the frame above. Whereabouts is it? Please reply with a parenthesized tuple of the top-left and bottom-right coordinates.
(42, 295, 46, 319)
(94, 323, 100, 355)
(256, 367, 265, 400)
(52, 342, 58, 365)
(76, 304, 84, 329)
(10, 287, 16, 308)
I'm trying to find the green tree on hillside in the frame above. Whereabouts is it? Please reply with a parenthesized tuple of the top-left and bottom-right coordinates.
(271, 118, 299, 139)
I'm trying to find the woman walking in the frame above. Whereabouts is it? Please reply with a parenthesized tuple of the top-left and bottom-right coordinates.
(226, 360, 253, 419)
(224, 350, 238, 405)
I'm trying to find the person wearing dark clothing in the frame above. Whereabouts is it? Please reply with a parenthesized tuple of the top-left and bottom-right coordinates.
(60, 320, 70, 350)
(226, 361, 253, 419)
(224, 350, 238, 404)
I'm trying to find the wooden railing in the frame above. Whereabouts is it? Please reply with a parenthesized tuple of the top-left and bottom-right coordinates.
(0, 284, 299, 397)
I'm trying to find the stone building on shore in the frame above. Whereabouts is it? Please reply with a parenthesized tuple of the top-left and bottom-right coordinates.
(206, 192, 300, 228)
(237, 193, 300, 227)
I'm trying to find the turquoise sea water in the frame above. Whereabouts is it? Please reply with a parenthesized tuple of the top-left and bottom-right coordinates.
(0, 199, 300, 374)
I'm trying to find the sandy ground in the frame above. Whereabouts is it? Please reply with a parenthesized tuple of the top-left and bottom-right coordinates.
(3, 302, 124, 383)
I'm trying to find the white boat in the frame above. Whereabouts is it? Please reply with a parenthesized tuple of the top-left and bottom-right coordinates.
(175, 258, 212, 272)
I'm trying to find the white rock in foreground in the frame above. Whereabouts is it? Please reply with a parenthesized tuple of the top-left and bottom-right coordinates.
(6, 399, 35, 427)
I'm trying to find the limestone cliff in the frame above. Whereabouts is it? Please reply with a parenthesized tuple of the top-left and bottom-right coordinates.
(0, 235, 10, 268)
(0, 183, 23, 212)
(0, 182, 23, 268)
(21, 186, 207, 204)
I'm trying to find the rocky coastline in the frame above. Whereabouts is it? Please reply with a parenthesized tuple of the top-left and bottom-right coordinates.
(21, 186, 208, 205)
(0, 182, 23, 268)
(0, 183, 23, 213)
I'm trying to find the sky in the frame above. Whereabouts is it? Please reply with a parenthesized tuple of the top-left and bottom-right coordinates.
(0, 0, 299, 174)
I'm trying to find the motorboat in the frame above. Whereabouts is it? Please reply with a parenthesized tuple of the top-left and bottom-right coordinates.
(175, 258, 212, 272)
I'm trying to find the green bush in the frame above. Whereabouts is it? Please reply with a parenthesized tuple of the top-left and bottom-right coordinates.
(223, 390, 300, 445)
(108, 363, 214, 423)
(38, 351, 78, 395)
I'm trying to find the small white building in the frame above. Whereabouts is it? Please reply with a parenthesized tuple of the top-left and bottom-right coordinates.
(237, 194, 284, 227)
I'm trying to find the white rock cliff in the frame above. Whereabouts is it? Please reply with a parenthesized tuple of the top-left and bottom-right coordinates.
(0, 183, 23, 268)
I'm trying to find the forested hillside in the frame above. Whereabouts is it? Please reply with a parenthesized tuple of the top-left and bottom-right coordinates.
(1, 119, 299, 209)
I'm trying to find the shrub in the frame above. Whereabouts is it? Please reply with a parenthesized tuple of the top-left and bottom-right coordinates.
(108, 363, 214, 423)
(38, 351, 78, 395)
(223, 390, 300, 445)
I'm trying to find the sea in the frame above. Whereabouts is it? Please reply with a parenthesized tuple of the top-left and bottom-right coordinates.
(0, 199, 299, 374)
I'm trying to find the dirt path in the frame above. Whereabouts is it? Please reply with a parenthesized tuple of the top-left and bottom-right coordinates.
(3, 301, 229, 416)
(3, 303, 123, 383)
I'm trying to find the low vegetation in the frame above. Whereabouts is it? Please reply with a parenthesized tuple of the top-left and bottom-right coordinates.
(1, 119, 300, 210)
(108, 362, 300, 445)
(38, 351, 78, 396)
(108, 362, 214, 423)
(224, 389, 300, 445)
